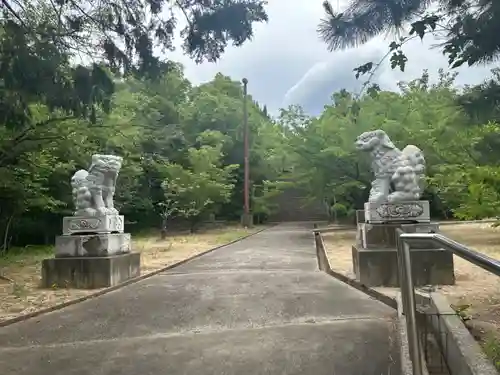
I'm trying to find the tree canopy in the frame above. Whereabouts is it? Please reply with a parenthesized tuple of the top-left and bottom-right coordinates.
(317, 0, 499, 78)
(0, 0, 268, 139)
(0, 65, 291, 249)
(4, 59, 500, 248)
(0, 0, 277, 249)
(3, 0, 500, 252)
(279, 69, 500, 222)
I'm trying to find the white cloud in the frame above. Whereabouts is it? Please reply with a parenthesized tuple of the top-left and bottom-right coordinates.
(282, 40, 386, 114)
(166, 0, 494, 114)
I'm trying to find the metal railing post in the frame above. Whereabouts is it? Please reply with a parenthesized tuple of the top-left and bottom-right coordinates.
(396, 230, 500, 375)
(399, 239, 424, 375)
(396, 230, 408, 314)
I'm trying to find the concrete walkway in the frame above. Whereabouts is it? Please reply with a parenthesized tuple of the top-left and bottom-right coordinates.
(0, 223, 399, 375)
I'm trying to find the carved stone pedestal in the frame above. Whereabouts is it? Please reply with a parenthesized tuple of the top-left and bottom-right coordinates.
(41, 253, 140, 289)
(352, 245, 455, 287)
(42, 214, 140, 289)
(62, 214, 124, 235)
(352, 203, 455, 287)
(55, 233, 131, 257)
(364, 201, 430, 223)
(357, 222, 439, 249)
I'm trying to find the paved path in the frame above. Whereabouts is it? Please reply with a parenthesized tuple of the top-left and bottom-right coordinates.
(0, 223, 399, 375)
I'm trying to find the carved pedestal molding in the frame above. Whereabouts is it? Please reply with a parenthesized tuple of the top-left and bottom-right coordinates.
(62, 214, 124, 235)
(364, 200, 430, 224)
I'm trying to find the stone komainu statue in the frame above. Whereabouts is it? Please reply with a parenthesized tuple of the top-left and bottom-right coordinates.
(71, 154, 123, 216)
(355, 130, 425, 204)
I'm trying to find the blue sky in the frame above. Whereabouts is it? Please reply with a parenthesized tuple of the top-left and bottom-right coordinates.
(168, 0, 493, 115)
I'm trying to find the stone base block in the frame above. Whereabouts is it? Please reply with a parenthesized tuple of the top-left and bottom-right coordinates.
(358, 222, 440, 249)
(55, 233, 131, 257)
(364, 201, 430, 223)
(41, 253, 140, 289)
(62, 214, 124, 235)
(352, 245, 455, 287)
(240, 213, 253, 227)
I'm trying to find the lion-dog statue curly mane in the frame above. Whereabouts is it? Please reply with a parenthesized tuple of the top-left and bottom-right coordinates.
(71, 154, 123, 216)
(355, 130, 425, 204)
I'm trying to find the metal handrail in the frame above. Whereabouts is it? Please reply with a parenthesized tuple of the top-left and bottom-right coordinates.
(400, 232, 500, 276)
(396, 231, 500, 375)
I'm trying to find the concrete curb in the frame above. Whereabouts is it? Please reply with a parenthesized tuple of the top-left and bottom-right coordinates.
(438, 219, 498, 226)
(0, 226, 270, 328)
(417, 292, 498, 375)
(312, 225, 356, 234)
(313, 230, 397, 309)
(314, 226, 498, 374)
(395, 293, 430, 375)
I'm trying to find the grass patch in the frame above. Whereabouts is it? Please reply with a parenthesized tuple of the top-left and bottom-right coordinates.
(0, 245, 53, 267)
(483, 336, 500, 371)
(322, 229, 356, 278)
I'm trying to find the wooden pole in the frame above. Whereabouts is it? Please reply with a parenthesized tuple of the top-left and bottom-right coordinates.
(242, 78, 251, 227)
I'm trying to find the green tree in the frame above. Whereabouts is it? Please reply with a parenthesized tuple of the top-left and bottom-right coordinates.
(252, 180, 292, 224)
(161, 131, 238, 232)
(0, 0, 268, 179)
(287, 71, 500, 221)
(317, 0, 499, 76)
(458, 68, 500, 125)
(2, 0, 268, 72)
(179, 73, 287, 220)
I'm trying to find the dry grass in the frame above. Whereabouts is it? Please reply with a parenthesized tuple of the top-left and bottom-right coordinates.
(322, 223, 500, 309)
(428, 223, 500, 370)
(439, 224, 500, 312)
(322, 229, 357, 279)
(322, 223, 500, 368)
(0, 225, 261, 322)
(136, 226, 261, 273)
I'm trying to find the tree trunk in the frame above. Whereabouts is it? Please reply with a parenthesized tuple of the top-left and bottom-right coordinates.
(332, 195, 338, 224)
(189, 216, 200, 233)
(160, 217, 167, 239)
(2, 214, 14, 253)
(323, 199, 331, 222)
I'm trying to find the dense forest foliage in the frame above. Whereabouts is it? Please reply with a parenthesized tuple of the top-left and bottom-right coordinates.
(0, 67, 290, 248)
(0, 0, 273, 249)
(3, 0, 500, 252)
(286, 69, 500, 222)
(4, 65, 500, 250)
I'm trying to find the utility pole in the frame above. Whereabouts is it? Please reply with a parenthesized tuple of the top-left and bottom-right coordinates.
(241, 78, 252, 227)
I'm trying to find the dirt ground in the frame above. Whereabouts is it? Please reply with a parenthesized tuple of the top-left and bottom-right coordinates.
(0, 226, 260, 323)
(322, 222, 500, 368)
